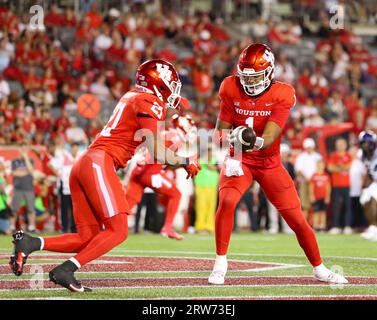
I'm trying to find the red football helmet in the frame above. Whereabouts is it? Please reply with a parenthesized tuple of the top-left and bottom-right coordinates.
(136, 59, 182, 109)
(171, 114, 197, 142)
(237, 43, 275, 96)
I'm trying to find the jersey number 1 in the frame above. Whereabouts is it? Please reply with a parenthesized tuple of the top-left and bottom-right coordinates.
(245, 117, 254, 128)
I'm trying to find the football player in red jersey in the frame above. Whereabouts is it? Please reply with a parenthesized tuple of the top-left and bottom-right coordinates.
(9, 59, 201, 292)
(124, 114, 197, 241)
(208, 44, 348, 285)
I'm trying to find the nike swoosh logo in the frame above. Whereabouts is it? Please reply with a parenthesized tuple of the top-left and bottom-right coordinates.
(265, 103, 274, 106)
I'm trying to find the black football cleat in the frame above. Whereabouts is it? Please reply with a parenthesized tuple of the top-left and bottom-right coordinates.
(49, 261, 92, 293)
(9, 231, 41, 276)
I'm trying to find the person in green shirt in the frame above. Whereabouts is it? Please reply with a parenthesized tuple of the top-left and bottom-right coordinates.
(0, 176, 12, 235)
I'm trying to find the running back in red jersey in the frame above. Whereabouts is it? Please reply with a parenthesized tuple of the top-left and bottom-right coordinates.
(89, 89, 166, 169)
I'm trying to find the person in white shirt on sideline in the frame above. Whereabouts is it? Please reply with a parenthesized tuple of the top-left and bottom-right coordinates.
(50, 143, 82, 233)
(349, 145, 368, 231)
(294, 138, 323, 220)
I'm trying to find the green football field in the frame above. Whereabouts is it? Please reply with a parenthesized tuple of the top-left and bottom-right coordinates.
(0, 232, 376, 300)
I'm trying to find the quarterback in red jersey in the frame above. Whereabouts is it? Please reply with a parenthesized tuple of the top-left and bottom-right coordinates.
(124, 114, 197, 240)
(208, 44, 348, 285)
(9, 59, 201, 292)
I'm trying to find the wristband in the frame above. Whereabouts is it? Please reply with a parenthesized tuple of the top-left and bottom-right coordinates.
(254, 137, 264, 150)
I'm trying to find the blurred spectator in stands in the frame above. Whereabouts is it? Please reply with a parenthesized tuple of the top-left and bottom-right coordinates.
(106, 31, 127, 66)
(349, 145, 368, 230)
(193, 63, 213, 112)
(0, 74, 10, 100)
(275, 54, 295, 84)
(310, 66, 328, 93)
(35, 108, 53, 132)
(32, 130, 46, 147)
(110, 80, 125, 100)
(54, 109, 70, 132)
(331, 41, 350, 80)
(65, 117, 88, 145)
(86, 2, 103, 29)
(326, 92, 348, 122)
(252, 17, 268, 42)
(327, 137, 353, 235)
(0, 36, 14, 72)
(309, 159, 331, 232)
(294, 138, 322, 220)
(267, 143, 294, 234)
(267, 20, 285, 46)
(365, 108, 377, 134)
(301, 98, 325, 127)
(90, 74, 111, 101)
(29, 88, 54, 109)
(22, 67, 41, 93)
(284, 19, 302, 45)
(94, 25, 113, 61)
(10, 145, 36, 232)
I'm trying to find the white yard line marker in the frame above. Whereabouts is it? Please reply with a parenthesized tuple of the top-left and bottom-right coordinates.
(0, 283, 376, 293)
(129, 294, 377, 300)
(108, 249, 377, 262)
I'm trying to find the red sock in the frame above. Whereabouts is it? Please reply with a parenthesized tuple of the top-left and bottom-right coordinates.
(162, 188, 181, 230)
(43, 225, 100, 253)
(280, 207, 322, 266)
(73, 213, 128, 267)
(215, 188, 242, 255)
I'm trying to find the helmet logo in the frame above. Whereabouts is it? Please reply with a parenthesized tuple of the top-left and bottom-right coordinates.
(156, 63, 172, 84)
(263, 50, 274, 64)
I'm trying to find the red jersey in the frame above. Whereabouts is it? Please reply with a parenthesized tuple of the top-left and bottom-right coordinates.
(89, 90, 166, 169)
(218, 76, 296, 168)
(327, 152, 352, 188)
(310, 173, 330, 200)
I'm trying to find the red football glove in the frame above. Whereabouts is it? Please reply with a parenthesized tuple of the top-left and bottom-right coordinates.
(184, 161, 202, 179)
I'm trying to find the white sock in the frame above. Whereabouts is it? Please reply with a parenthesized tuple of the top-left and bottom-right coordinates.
(214, 255, 227, 272)
(69, 257, 81, 269)
(38, 237, 44, 250)
(313, 263, 327, 272)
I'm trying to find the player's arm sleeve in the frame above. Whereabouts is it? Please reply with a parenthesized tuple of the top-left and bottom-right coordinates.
(269, 85, 296, 129)
(137, 115, 161, 133)
(136, 100, 164, 134)
(218, 80, 234, 124)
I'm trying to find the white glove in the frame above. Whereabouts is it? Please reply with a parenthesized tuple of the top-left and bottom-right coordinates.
(225, 158, 244, 177)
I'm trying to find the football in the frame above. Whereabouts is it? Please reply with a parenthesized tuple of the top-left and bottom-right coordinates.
(230, 126, 257, 152)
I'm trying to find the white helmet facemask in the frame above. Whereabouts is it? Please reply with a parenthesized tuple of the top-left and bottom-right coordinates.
(237, 65, 274, 96)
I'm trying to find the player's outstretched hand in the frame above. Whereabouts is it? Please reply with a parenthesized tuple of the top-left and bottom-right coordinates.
(184, 161, 202, 179)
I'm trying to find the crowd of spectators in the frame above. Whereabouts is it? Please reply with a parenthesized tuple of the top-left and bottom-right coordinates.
(0, 1, 376, 235)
